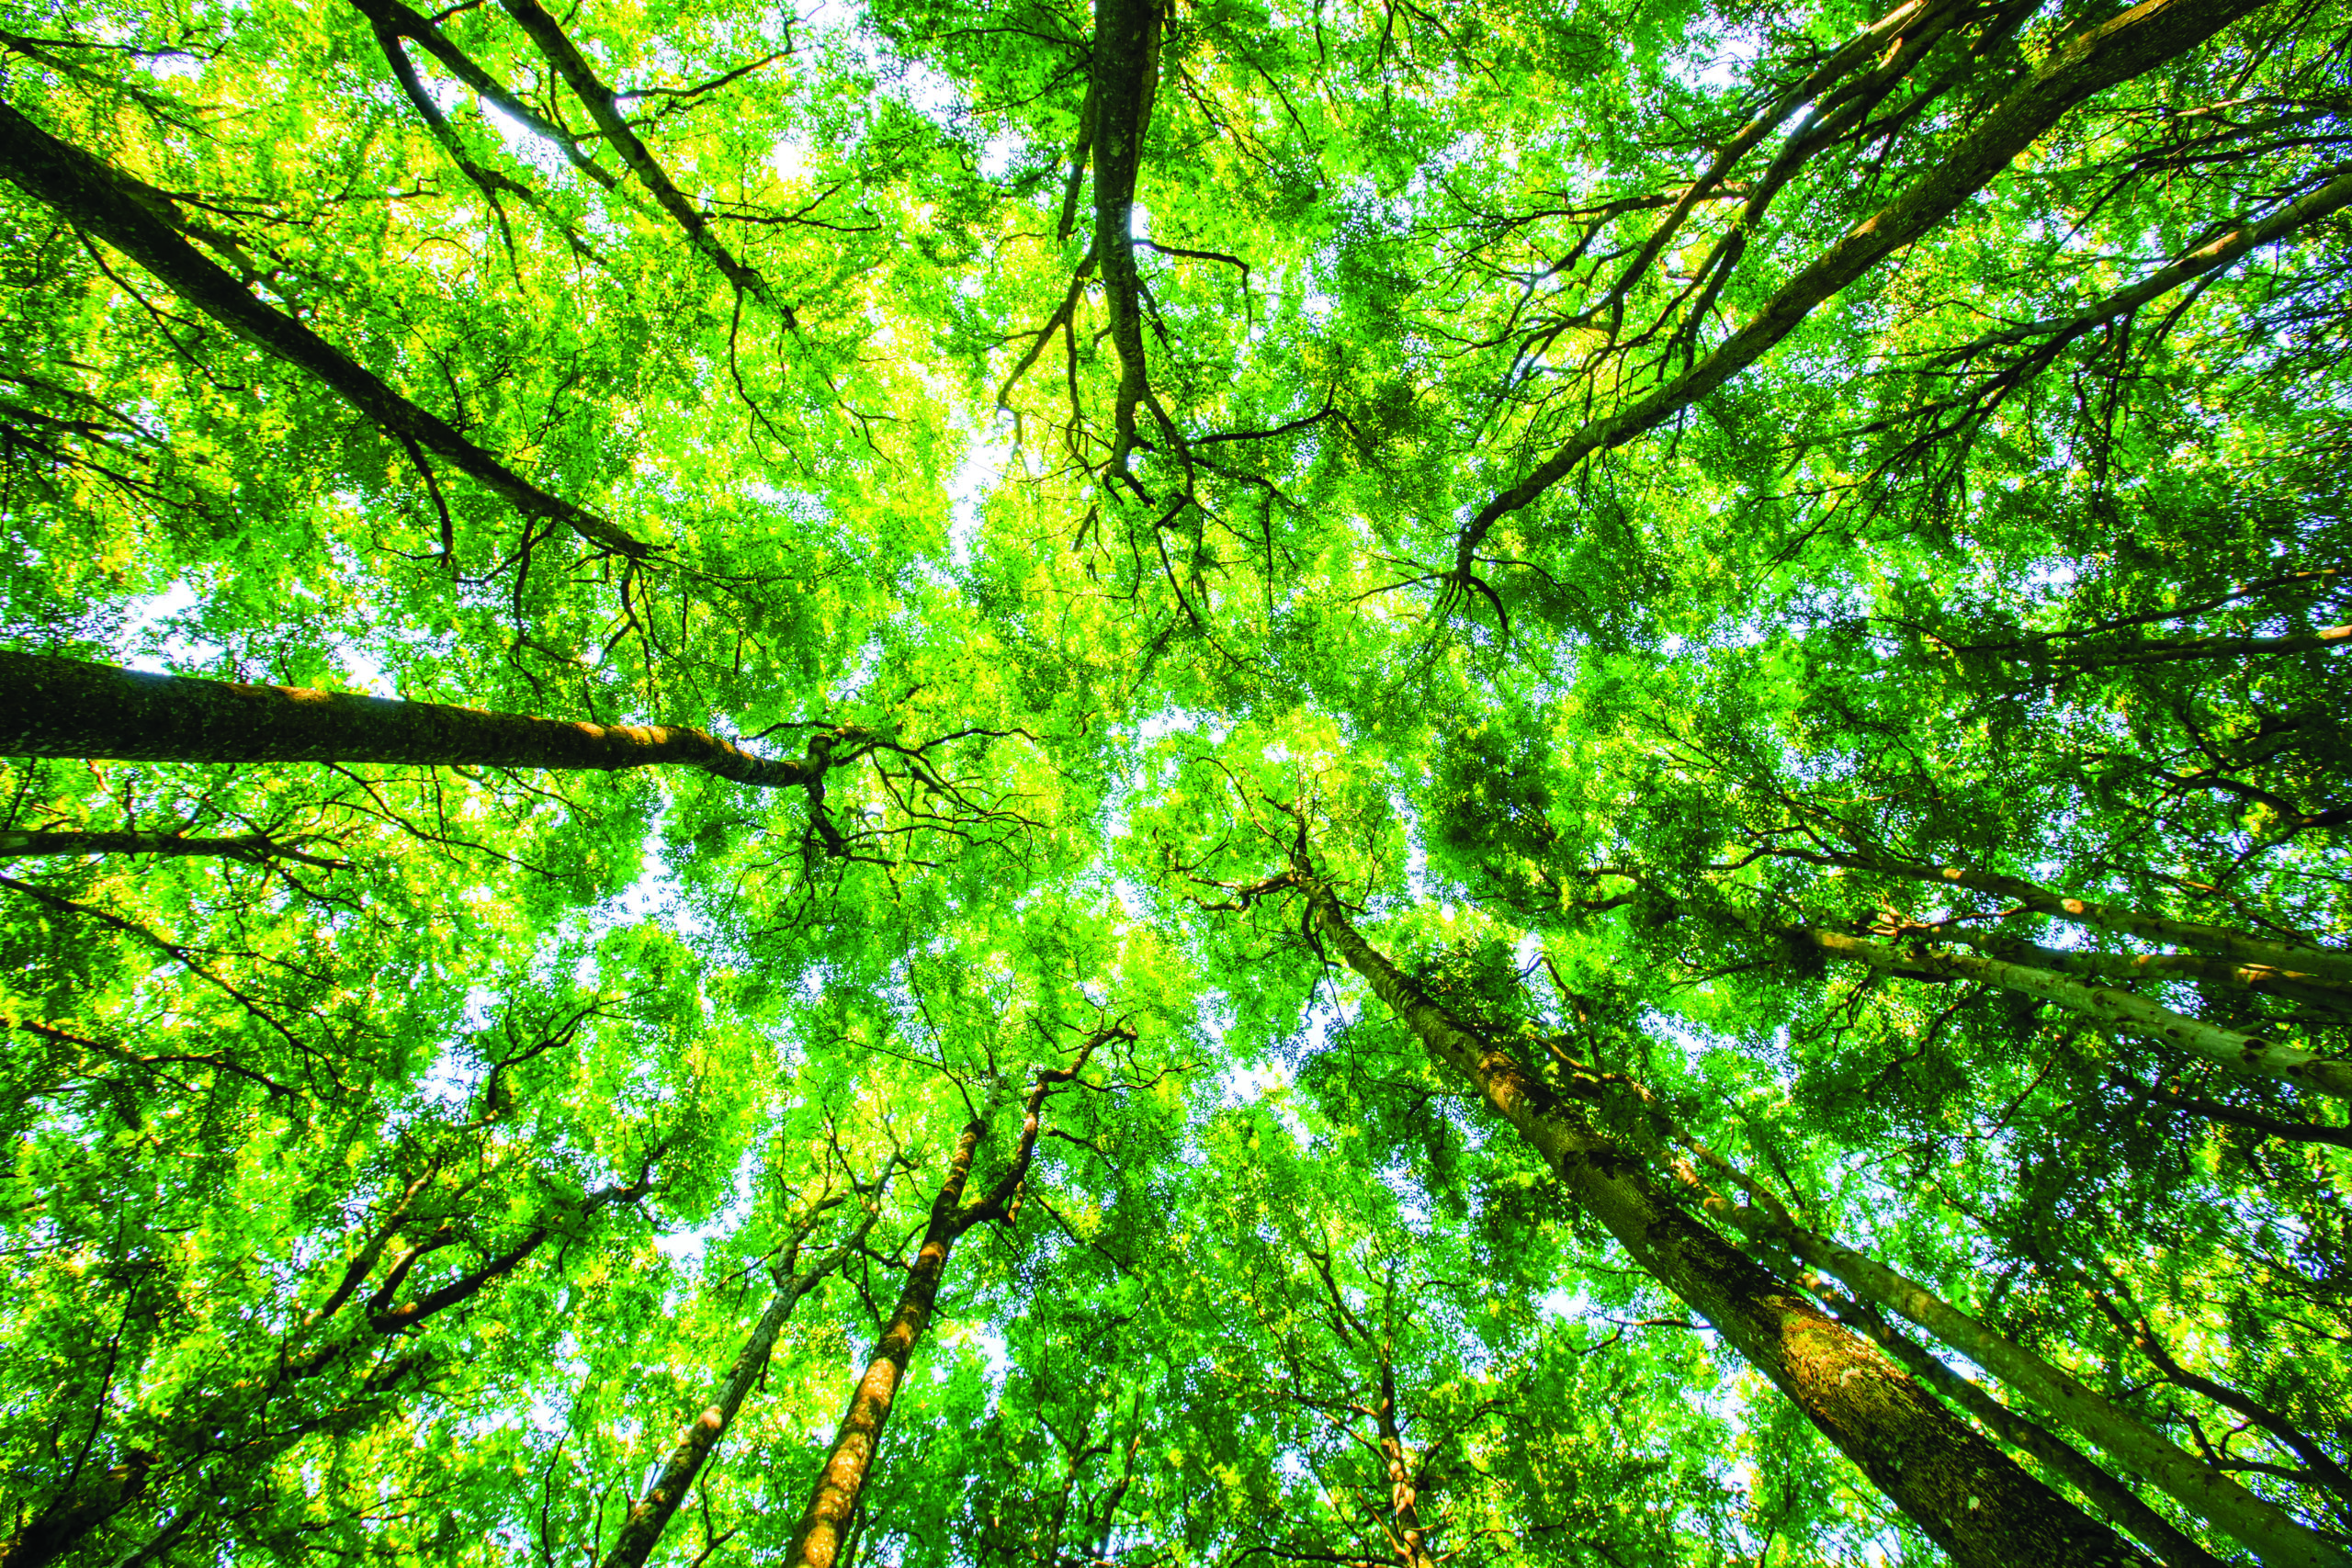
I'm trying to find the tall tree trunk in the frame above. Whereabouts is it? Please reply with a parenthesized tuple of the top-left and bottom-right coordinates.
(1292, 872, 2149, 1568)
(0, 651, 821, 788)
(1768, 849, 2352, 987)
(1940, 931, 2352, 1016)
(0, 103, 650, 559)
(1088, 0, 1162, 476)
(781, 1122, 977, 1568)
(1374, 1357, 1435, 1568)
(784, 1032, 1122, 1568)
(602, 1199, 879, 1568)
(1665, 1144, 2344, 1567)
(1794, 926, 2352, 1096)
(1774, 1268, 2226, 1568)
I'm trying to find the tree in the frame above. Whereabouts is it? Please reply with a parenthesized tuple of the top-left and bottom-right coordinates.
(5, 0, 2350, 1560)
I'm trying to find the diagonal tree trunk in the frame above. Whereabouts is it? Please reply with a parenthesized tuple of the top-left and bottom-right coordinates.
(1654, 1124, 2345, 1567)
(0, 103, 651, 560)
(783, 1029, 1126, 1568)
(1760, 848, 2352, 986)
(1452, 0, 2278, 575)
(1938, 931, 2352, 1016)
(1790, 925, 2352, 1095)
(0, 829, 347, 867)
(601, 1194, 882, 1568)
(1287, 867, 2150, 1568)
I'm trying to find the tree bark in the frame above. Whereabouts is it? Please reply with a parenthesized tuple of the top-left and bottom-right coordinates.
(0, 651, 820, 788)
(1088, 0, 1162, 476)
(1453, 0, 2276, 571)
(1796, 926, 2352, 1096)
(602, 1200, 878, 1568)
(0, 829, 345, 867)
(1941, 931, 2352, 1016)
(1293, 873, 2149, 1568)
(782, 1122, 975, 1568)
(2054, 625, 2350, 669)
(1374, 1357, 1436, 1568)
(344, 0, 622, 189)
(1677, 1160, 2343, 1567)
(0, 102, 650, 559)
(1767, 849, 2352, 987)
(783, 1032, 1123, 1568)
(1743, 1245, 2225, 1568)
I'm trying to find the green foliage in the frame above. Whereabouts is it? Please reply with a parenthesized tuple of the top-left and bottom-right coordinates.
(4, 0, 2351, 1561)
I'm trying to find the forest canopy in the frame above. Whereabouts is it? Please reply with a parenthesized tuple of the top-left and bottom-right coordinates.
(1, 0, 2349, 1562)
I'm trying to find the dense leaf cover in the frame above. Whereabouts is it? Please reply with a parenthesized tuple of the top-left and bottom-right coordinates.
(1, 0, 2348, 1560)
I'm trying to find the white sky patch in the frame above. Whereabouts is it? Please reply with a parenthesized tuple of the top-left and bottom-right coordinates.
(118, 581, 206, 672)
(771, 134, 812, 184)
(478, 97, 573, 178)
(830, 634, 885, 704)
(895, 59, 963, 128)
(1223, 1060, 1292, 1103)
(978, 133, 1021, 180)
(947, 426, 1012, 569)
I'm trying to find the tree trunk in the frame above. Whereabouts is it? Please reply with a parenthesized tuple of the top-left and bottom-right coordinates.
(0, 651, 820, 788)
(1773, 850, 2352, 987)
(1677, 1159, 2343, 1567)
(1797, 926, 2352, 1096)
(784, 1031, 1118, 1568)
(1374, 1359, 1435, 1568)
(1088, 0, 1162, 475)
(0, 103, 650, 559)
(2055, 625, 2351, 668)
(1295, 874, 2150, 1568)
(1785, 1272, 2225, 1568)
(783, 1122, 981, 1568)
(1942, 931, 2352, 1016)
(602, 1201, 877, 1568)
(0, 829, 345, 867)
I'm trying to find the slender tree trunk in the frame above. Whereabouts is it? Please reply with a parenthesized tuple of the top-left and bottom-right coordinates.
(343, 0, 621, 187)
(2117, 1075, 2352, 1147)
(1797, 926, 2352, 1095)
(1374, 1359, 1435, 1568)
(1772, 850, 2352, 986)
(784, 1124, 980, 1568)
(1679, 1163, 2346, 1568)
(1942, 931, 2352, 1016)
(602, 1202, 878, 1568)
(1453, 0, 2275, 567)
(0, 103, 650, 559)
(0, 651, 820, 788)
(2055, 625, 2351, 668)
(494, 0, 787, 322)
(1294, 874, 2149, 1568)
(784, 1032, 1120, 1568)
